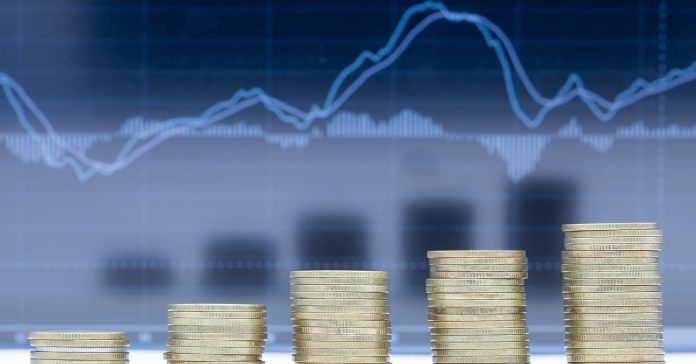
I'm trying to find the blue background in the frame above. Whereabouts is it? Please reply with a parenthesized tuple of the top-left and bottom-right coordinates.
(0, 0, 694, 352)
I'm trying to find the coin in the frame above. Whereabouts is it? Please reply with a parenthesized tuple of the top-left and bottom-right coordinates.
(427, 278, 525, 286)
(27, 332, 127, 341)
(430, 327, 528, 335)
(30, 352, 128, 360)
(562, 257, 660, 265)
(563, 278, 661, 286)
(293, 348, 390, 356)
(564, 229, 662, 238)
(562, 250, 659, 258)
(431, 334, 528, 342)
(561, 223, 660, 231)
(294, 341, 391, 349)
(292, 355, 388, 363)
(428, 264, 528, 272)
(427, 293, 525, 300)
(168, 325, 266, 333)
(565, 236, 662, 244)
(432, 349, 528, 356)
(169, 304, 265, 312)
(163, 352, 259, 361)
(430, 271, 527, 279)
(430, 341, 528, 350)
(291, 299, 388, 307)
(31, 347, 127, 353)
(427, 257, 527, 265)
(429, 306, 525, 315)
(563, 299, 662, 307)
(564, 312, 662, 320)
(564, 243, 661, 251)
(429, 320, 526, 329)
(168, 332, 267, 341)
(427, 285, 525, 293)
(566, 354, 664, 362)
(291, 284, 388, 293)
(566, 326, 663, 335)
(428, 299, 526, 307)
(291, 277, 388, 285)
(563, 292, 662, 300)
(565, 305, 662, 314)
(291, 312, 389, 321)
(563, 285, 661, 293)
(167, 339, 265, 348)
(291, 291, 388, 299)
(427, 250, 526, 258)
(290, 270, 387, 279)
(432, 355, 529, 363)
(168, 311, 266, 319)
(28, 340, 129, 347)
(429, 313, 526, 322)
(167, 346, 264, 355)
(561, 264, 659, 272)
(565, 340, 664, 349)
(168, 317, 266, 326)
(292, 305, 390, 314)
(293, 334, 390, 342)
(292, 319, 390, 328)
(293, 326, 391, 335)
(565, 333, 663, 341)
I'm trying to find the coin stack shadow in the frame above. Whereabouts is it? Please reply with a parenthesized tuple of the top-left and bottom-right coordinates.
(426, 250, 530, 364)
(28, 331, 129, 363)
(562, 222, 665, 364)
(290, 270, 391, 364)
(165, 304, 267, 363)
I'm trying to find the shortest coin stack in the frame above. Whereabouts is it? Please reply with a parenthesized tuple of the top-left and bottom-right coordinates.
(28, 331, 129, 363)
(426, 250, 530, 364)
(165, 304, 267, 363)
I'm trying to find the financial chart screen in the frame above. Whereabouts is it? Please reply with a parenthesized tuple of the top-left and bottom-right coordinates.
(0, 0, 694, 352)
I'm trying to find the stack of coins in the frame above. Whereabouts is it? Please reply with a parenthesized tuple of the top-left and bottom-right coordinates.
(290, 270, 391, 364)
(426, 250, 530, 364)
(562, 223, 665, 364)
(165, 304, 266, 363)
(28, 331, 129, 363)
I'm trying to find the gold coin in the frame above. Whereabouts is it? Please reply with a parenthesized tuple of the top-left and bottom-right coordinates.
(564, 229, 662, 238)
(565, 319, 662, 328)
(291, 312, 389, 321)
(291, 284, 388, 293)
(163, 353, 258, 361)
(431, 334, 528, 342)
(429, 320, 526, 329)
(427, 293, 525, 300)
(564, 243, 661, 251)
(27, 332, 127, 341)
(293, 334, 390, 342)
(292, 305, 389, 314)
(430, 327, 527, 335)
(168, 304, 265, 312)
(562, 250, 659, 258)
(564, 299, 662, 307)
(292, 355, 387, 363)
(293, 326, 390, 335)
(565, 340, 663, 349)
(432, 349, 528, 356)
(432, 355, 529, 363)
(168, 325, 266, 333)
(566, 354, 664, 362)
(167, 339, 265, 348)
(565, 236, 662, 244)
(565, 305, 662, 314)
(167, 346, 264, 355)
(293, 348, 389, 356)
(428, 313, 526, 322)
(563, 292, 662, 300)
(428, 299, 525, 307)
(31, 347, 128, 353)
(426, 278, 524, 286)
(564, 271, 661, 279)
(291, 292, 388, 299)
(561, 264, 659, 272)
(292, 319, 390, 328)
(28, 339, 129, 347)
(428, 264, 528, 272)
(563, 285, 660, 293)
(430, 271, 527, 279)
(565, 312, 662, 320)
(566, 326, 663, 335)
(562, 223, 660, 232)
(167, 311, 266, 319)
(30, 360, 129, 364)
(565, 333, 663, 341)
(168, 332, 266, 341)
(427, 285, 525, 294)
(30, 352, 128, 360)
(431, 341, 528, 350)
(562, 256, 660, 265)
(429, 306, 525, 315)
(291, 277, 388, 286)
(427, 250, 525, 259)
(294, 341, 390, 349)
(428, 257, 527, 265)
(291, 299, 388, 307)
(290, 271, 387, 279)
(168, 317, 266, 326)
(563, 278, 661, 286)
(573, 348, 665, 355)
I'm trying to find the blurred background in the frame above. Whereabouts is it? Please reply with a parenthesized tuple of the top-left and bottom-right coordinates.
(0, 0, 694, 354)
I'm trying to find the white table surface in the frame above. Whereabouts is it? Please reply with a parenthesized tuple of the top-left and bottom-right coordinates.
(3, 350, 694, 363)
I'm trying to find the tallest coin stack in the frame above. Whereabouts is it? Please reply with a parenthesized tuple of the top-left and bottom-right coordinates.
(562, 223, 665, 364)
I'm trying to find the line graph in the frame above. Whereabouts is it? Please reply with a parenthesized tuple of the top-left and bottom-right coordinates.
(1, 0, 696, 180)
